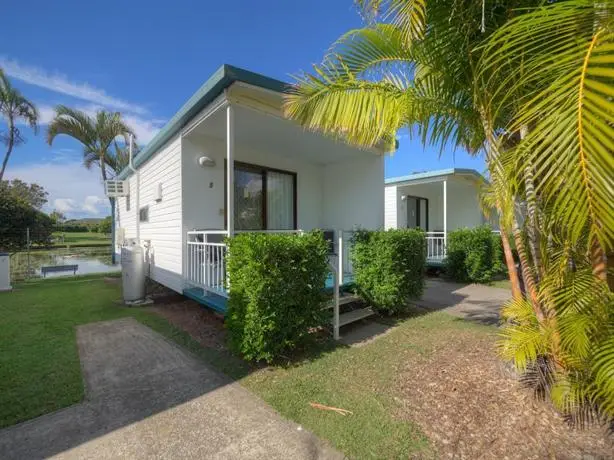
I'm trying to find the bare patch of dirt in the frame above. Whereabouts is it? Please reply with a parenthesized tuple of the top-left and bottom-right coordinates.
(148, 298, 227, 350)
(396, 330, 614, 459)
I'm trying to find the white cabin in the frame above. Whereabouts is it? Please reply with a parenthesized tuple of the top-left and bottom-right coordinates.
(113, 65, 385, 303)
(384, 169, 494, 264)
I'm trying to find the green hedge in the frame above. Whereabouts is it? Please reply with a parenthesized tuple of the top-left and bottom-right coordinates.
(352, 229, 426, 314)
(225, 231, 329, 363)
(445, 226, 498, 283)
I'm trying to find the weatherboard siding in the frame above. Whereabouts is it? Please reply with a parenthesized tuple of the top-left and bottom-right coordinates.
(115, 135, 184, 292)
(384, 185, 398, 229)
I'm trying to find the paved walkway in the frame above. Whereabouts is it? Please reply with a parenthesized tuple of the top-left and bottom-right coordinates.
(414, 279, 512, 325)
(0, 318, 341, 460)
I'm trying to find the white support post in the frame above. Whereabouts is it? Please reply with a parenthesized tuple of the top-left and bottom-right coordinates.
(333, 233, 342, 341)
(226, 103, 235, 238)
(338, 230, 344, 286)
(443, 179, 447, 254)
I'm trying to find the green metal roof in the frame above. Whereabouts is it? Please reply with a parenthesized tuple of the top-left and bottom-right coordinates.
(117, 64, 291, 179)
(385, 168, 485, 185)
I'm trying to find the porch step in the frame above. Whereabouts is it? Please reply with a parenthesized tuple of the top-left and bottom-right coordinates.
(183, 287, 228, 314)
(325, 293, 360, 309)
(338, 307, 375, 327)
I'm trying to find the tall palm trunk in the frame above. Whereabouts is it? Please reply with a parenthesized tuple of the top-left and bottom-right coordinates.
(0, 118, 15, 182)
(480, 113, 523, 300)
(511, 212, 545, 321)
(99, 153, 117, 264)
(519, 126, 542, 283)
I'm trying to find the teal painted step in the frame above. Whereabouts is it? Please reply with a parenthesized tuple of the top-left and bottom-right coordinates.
(426, 257, 446, 268)
(185, 274, 355, 315)
(183, 287, 228, 314)
(324, 272, 355, 294)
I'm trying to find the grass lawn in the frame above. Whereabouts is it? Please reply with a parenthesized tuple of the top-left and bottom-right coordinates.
(3, 276, 608, 458)
(50, 232, 110, 248)
(488, 278, 512, 290)
(0, 274, 242, 429)
(240, 314, 493, 459)
(0, 274, 492, 458)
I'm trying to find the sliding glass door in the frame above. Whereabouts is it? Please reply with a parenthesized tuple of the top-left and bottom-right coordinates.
(406, 196, 428, 231)
(231, 162, 296, 231)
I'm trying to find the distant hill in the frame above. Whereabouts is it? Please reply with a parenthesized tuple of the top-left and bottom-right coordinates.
(59, 217, 111, 230)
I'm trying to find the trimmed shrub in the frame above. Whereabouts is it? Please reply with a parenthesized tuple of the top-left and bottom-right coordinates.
(352, 229, 426, 314)
(445, 226, 496, 283)
(225, 231, 329, 363)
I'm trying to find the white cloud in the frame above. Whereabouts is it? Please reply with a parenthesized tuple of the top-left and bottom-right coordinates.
(0, 56, 148, 115)
(37, 105, 57, 124)
(54, 198, 78, 213)
(5, 162, 110, 218)
(122, 114, 164, 144)
(82, 195, 106, 214)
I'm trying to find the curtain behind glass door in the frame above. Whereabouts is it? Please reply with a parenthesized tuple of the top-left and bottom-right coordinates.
(267, 171, 294, 230)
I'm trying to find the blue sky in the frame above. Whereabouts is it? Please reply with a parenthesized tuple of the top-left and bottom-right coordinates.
(1, 0, 484, 218)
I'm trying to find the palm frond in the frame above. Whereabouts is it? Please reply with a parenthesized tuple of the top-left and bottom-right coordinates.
(480, 0, 614, 250)
(0, 69, 39, 131)
(285, 66, 410, 150)
(355, 0, 426, 40)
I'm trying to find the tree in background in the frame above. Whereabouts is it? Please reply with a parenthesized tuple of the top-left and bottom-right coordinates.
(97, 216, 112, 234)
(0, 69, 39, 181)
(47, 106, 135, 260)
(46, 106, 135, 208)
(49, 210, 66, 226)
(0, 179, 48, 209)
(0, 192, 53, 251)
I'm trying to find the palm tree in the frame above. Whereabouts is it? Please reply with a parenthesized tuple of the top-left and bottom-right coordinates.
(478, 0, 614, 424)
(284, 0, 538, 297)
(47, 106, 135, 206)
(285, 0, 613, 423)
(0, 69, 38, 181)
(47, 106, 134, 263)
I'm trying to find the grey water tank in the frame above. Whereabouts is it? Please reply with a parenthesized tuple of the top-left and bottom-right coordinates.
(121, 245, 146, 302)
(0, 253, 12, 291)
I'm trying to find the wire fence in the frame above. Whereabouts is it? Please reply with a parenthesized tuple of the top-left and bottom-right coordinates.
(4, 229, 116, 282)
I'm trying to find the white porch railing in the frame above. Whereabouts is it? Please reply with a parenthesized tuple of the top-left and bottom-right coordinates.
(186, 230, 228, 295)
(426, 231, 446, 260)
(339, 230, 355, 280)
(185, 229, 305, 295)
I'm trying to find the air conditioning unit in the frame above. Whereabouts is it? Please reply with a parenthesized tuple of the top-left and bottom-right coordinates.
(104, 180, 130, 197)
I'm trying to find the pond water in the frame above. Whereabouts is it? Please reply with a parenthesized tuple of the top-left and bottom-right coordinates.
(10, 247, 120, 281)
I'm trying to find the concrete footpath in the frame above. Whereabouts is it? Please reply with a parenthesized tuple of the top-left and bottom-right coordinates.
(0, 318, 341, 460)
(414, 279, 511, 325)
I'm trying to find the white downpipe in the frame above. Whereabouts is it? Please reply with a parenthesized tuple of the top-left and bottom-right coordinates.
(226, 100, 235, 238)
(443, 179, 447, 253)
(128, 134, 140, 245)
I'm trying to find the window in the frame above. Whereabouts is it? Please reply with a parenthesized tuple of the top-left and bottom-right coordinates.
(126, 193, 131, 211)
(228, 162, 297, 231)
(139, 206, 149, 222)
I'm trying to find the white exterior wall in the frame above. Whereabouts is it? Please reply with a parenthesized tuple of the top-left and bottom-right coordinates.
(115, 136, 183, 292)
(384, 175, 485, 231)
(446, 179, 485, 230)
(384, 185, 398, 229)
(182, 136, 324, 233)
(322, 155, 384, 231)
